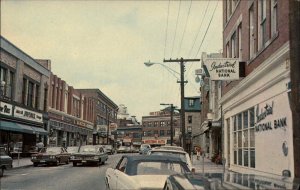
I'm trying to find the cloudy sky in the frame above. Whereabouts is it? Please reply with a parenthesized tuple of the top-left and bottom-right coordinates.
(1, 0, 222, 121)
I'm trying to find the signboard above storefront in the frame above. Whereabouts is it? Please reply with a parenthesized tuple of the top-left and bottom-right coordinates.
(204, 58, 244, 81)
(0, 101, 13, 116)
(14, 106, 43, 123)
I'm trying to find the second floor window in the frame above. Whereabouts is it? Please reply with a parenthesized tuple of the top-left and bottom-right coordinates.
(27, 81, 34, 107)
(188, 99, 194, 107)
(188, 116, 192, 124)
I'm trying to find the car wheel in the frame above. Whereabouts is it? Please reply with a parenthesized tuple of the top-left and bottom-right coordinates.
(55, 159, 59, 166)
(0, 167, 4, 177)
(33, 163, 38, 167)
(73, 162, 77, 167)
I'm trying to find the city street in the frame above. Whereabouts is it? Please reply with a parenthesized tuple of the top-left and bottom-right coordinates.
(0, 154, 124, 190)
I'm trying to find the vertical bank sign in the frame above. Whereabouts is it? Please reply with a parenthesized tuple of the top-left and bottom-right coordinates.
(204, 58, 239, 80)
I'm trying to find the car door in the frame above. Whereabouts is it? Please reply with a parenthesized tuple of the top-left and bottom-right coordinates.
(107, 157, 127, 190)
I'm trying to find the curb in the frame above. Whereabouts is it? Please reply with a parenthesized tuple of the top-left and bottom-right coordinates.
(11, 164, 32, 170)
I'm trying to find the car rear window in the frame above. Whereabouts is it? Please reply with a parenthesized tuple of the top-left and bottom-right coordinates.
(135, 161, 187, 175)
(150, 152, 187, 163)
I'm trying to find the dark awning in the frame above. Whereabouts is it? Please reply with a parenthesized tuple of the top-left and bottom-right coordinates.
(0, 121, 47, 135)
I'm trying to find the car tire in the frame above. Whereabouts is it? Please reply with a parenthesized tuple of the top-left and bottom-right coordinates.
(73, 162, 77, 167)
(55, 159, 59, 166)
(0, 167, 4, 177)
(33, 163, 38, 167)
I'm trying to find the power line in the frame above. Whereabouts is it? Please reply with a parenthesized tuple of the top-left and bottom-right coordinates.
(177, 0, 193, 57)
(186, 1, 219, 77)
(187, 1, 210, 58)
(170, 0, 182, 58)
(164, 0, 171, 59)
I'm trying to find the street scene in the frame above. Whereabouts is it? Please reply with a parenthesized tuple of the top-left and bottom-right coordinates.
(1, 0, 300, 190)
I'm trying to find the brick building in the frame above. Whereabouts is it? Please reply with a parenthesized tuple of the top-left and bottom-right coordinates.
(47, 74, 94, 147)
(76, 89, 118, 145)
(117, 116, 142, 149)
(142, 109, 181, 147)
(0, 36, 49, 155)
(221, 0, 293, 177)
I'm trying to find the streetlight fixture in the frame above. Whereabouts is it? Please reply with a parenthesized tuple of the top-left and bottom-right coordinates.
(160, 103, 176, 146)
(144, 61, 180, 79)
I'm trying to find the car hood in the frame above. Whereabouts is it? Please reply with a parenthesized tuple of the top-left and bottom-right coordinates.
(73, 153, 97, 156)
(31, 153, 58, 156)
(131, 175, 169, 189)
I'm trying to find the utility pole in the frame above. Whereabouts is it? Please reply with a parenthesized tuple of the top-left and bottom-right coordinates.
(289, 0, 300, 178)
(161, 103, 175, 146)
(163, 58, 200, 154)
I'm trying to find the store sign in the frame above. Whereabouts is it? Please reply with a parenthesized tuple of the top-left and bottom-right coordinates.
(76, 120, 87, 127)
(0, 101, 13, 116)
(14, 106, 43, 123)
(255, 99, 288, 132)
(63, 116, 74, 124)
(143, 139, 166, 144)
(204, 58, 239, 80)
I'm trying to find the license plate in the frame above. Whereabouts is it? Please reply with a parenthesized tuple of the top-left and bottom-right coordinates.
(82, 160, 86, 163)
(40, 160, 45, 163)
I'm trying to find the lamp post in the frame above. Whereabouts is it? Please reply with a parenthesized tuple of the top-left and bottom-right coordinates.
(144, 61, 180, 79)
(160, 103, 175, 146)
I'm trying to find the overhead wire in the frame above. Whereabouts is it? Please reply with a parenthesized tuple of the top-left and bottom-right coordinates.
(177, 0, 193, 57)
(164, 0, 171, 59)
(170, 0, 182, 58)
(185, 1, 219, 78)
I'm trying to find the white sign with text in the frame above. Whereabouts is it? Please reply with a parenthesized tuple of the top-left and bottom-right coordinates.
(14, 106, 43, 123)
(204, 58, 239, 80)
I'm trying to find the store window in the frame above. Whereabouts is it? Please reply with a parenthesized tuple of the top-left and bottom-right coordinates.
(232, 107, 255, 168)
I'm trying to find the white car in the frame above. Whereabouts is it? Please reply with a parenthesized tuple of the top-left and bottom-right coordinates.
(155, 145, 184, 152)
(148, 148, 195, 172)
(105, 155, 191, 190)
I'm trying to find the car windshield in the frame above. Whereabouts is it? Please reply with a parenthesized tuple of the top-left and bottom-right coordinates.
(80, 146, 97, 153)
(67, 147, 79, 153)
(0, 148, 7, 156)
(136, 161, 187, 175)
(40, 147, 61, 154)
(150, 151, 187, 163)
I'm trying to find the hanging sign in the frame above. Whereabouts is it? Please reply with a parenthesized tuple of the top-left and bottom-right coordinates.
(0, 101, 13, 116)
(204, 58, 240, 80)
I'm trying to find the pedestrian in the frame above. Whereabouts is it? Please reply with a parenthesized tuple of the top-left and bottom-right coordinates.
(196, 147, 201, 160)
(36, 141, 44, 152)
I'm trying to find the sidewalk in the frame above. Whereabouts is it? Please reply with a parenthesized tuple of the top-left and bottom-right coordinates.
(12, 157, 32, 169)
(191, 154, 224, 173)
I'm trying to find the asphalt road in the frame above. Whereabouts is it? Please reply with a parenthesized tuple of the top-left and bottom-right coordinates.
(0, 153, 129, 190)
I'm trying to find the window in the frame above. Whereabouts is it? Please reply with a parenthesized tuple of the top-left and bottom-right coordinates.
(238, 24, 242, 60)
(188, 116, 192, 124)
(167, 130, 171, 135)
(27, 81, 34, 107)
(160, 121, 165, 127)
(249, 5, 255, 59)
(232, 107, 255, 168)
(271, 0, 278, 36)
(231, 32, 237, 58)
(44, 88, 48, 111)
(160, 130, 165, 136)
(226, 0, 231, 21)
(35, 84, 40, 109)
(226, 42, 230, 58)
(0, 66, 14, 99)
(188, 99, 194, 107)
(259, 0, 267, 49)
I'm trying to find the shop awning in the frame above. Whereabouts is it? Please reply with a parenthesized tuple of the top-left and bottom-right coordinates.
(0, 121, 47, 135)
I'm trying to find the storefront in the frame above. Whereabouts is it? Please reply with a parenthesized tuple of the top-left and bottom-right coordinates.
(48, 110, 93, 147)
(0, 101, 48, 156)
(221, 44, 294, 177)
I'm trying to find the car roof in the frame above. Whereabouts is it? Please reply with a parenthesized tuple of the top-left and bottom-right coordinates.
(150, 149, 187, 154)
(123, 154, 186, 163)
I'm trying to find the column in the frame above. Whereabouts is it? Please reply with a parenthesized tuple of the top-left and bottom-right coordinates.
(13, 60, 24, 103)
(32, 83, 36, 108)
(5, 68, 11, 98)
(24, 79, 29, 106)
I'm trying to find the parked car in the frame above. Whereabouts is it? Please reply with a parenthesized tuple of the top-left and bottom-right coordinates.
(31, 147, 71, 167)
(70, 145, 108, 166)
(158, 145, 184, 152)
(103, 145, 115, 155)
(117, 146, 130, 153)
(105, 155, 191, 190)
(0, 147, 13, 177)
(66, 146, 80, 155)
(139, 144, 151, 154)
(148, 148, 195, 172)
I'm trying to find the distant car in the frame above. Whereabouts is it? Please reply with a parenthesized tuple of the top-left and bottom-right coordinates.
(103, 145, 115, 155)
(66, 146, 80, 155)
(117, 146, 129, 153)
(139, 144, 151, 154)
(0, 147, 13, 177)
(31, 147, 71, 167)
(70, 145, 108, 166)
(148, 148, 195, 172)
(105, 155, 191, 190)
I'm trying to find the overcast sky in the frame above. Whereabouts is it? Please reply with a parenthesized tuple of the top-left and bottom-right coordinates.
(1, 0, 222, 121)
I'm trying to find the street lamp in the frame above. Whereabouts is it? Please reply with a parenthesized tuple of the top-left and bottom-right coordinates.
(160, 103, 176, 146)
(144, 61, 180, 79)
